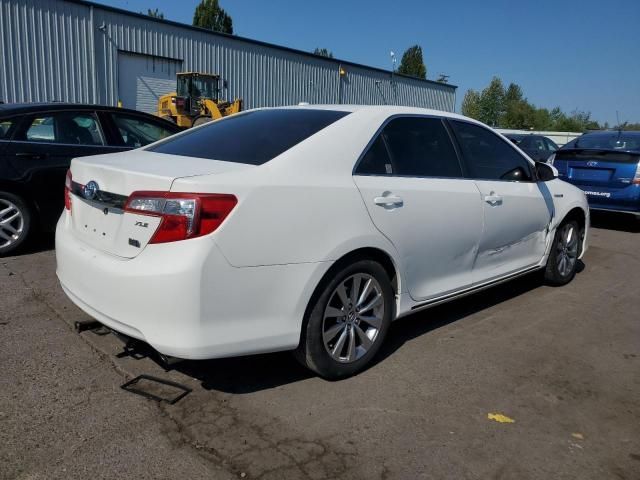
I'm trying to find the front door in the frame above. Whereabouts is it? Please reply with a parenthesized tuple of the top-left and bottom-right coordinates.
(449, 120, 553, 283)
(353, 116, 483, 301)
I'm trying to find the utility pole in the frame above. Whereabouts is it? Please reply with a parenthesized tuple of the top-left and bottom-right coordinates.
(390, 51, 397, 105)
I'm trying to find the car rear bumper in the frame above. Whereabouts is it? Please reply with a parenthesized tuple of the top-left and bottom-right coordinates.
(573, 184, 640, 214)
(55, 212, 330, 360)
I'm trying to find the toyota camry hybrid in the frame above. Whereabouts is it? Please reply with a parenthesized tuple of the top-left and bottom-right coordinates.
(56, 106, 589, 379)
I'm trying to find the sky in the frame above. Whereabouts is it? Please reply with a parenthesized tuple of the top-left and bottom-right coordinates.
(96, 0, 640, 125)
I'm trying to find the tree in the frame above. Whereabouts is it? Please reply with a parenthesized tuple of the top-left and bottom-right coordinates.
(478, 76, 505, 127)
(461, 89, 481, 120)
(397, 45, 426, 79)
(460, 78, 606, 130)
(313, 48, 333, 58)
(146, 8, 164, 19)
(193, 0, 233, 34)
(500, 82, 537, 129)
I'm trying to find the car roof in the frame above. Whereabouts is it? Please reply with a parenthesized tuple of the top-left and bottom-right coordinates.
(262, 104, 480, 123)
(0, 102, 160, 118)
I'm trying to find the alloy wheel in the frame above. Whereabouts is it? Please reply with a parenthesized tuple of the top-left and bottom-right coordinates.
(556, 223, 579, 277)
(322, 273, 385, 363)
(0, 199, 24, 249)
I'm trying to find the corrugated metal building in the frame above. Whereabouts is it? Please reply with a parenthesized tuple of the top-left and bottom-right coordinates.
(0, 0, 457, 113)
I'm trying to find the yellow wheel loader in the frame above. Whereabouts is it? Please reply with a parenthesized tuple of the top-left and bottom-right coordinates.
(157, 72, 242, 128)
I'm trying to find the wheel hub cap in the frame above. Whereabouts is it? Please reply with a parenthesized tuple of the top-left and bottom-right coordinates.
(556, 224, 579, 277)
(322, 273, 385, 364)
(0, 199, 24, 249)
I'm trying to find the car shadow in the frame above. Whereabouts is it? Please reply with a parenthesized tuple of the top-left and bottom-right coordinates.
(373, 271, 545, 367)
(590, 211, 640, 233)
(137, 270, 548, 393)
(10, 232, 56, 256)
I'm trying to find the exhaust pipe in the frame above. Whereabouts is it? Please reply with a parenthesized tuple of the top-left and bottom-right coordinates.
(158, 353, 183, 367)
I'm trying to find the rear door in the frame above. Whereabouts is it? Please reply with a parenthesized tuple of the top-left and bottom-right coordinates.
(353, 116, 483, 301)
(5, 111, 124, 227)
(449, 120, 553, 283)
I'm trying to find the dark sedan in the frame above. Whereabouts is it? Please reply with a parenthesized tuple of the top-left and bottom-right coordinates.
(0, 103, 181, 255)
(505, 133, 559, 162)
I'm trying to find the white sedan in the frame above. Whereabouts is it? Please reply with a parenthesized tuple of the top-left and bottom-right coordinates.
(56, 106, 589, 379)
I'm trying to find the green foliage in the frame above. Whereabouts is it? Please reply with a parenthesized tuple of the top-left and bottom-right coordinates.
(461, 77, 602, 131)
(313, 48, 333, 58)
(397, 45, 427, 79)
(193, 0, 233, 34)
(461, 89, 481, 119)
(479, 77, 505, 127)
(146, 8, 164, 19)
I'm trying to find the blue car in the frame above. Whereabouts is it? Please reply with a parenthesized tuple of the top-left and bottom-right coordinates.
(549, 131, 640, 218)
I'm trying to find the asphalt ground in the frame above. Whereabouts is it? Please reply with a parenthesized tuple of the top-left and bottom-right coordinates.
(1, 211, 639, 479)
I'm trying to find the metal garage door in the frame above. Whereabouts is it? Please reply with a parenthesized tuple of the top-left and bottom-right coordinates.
(117, 52, 183, 113)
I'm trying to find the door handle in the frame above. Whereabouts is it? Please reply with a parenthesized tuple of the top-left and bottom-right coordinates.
(15, 152, 47, 160)
(374, 194, 403, 208)
(484, 192, 503, 206)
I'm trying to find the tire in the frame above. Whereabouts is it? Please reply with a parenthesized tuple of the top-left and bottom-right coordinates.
(192, 116, 213, 127)
(295, 260, 394, 379)
(544, 219, 582, 286)
(0, 192, 32, 257)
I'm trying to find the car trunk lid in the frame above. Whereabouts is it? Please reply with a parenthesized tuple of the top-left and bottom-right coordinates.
(68, 150, 252, 258)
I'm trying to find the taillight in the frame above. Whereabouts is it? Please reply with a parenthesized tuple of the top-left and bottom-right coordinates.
(124, 192, 237, 244)
(64, 170, 72, 212)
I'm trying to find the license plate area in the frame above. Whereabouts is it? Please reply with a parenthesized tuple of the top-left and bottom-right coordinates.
(569, 167, 613, 182)
(70, 196, 161, 258)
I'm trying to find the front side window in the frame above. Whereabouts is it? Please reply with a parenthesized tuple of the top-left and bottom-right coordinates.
(111, 113, 176, 148)
(531, 137, 546, 151)
(22, 113, 104, 145)
(355, 117, 462, 178)
(148, 109, 350, 165)
(450, 120, 533, 181)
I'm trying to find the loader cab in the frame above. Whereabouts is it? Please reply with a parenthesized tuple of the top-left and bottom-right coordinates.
(176, 72, 221, 115)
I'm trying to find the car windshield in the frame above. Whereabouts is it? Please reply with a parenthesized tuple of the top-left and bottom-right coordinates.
(147, 109, 350, 165)
(571, 132, 640, 152)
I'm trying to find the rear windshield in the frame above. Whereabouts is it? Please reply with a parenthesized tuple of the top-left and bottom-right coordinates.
(568, 133, 640, 152)
(148, 109, 350, 165)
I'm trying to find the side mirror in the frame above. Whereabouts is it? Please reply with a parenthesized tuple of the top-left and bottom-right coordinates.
(536, 162, 558, 181)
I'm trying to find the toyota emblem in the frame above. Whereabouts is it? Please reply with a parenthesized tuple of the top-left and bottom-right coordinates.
(83, 181, 99, 200)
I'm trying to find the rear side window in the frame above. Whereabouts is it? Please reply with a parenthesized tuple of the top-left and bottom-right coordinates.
(450, 120, 533, 181)
(111, 113, 176, 148)
(544, 137, 558, 152)
(0, 118, 16, 140)
(148, 109, 350, 165)
(355, 117, 462, 178)
(21, 113, 104, 146)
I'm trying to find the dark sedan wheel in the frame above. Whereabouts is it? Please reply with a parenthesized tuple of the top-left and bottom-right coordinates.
(296, 260, 393, 379)
(0, 192, 32, 257)
(544, 220, 582, 286)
